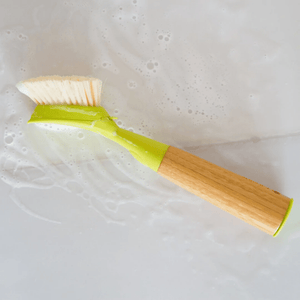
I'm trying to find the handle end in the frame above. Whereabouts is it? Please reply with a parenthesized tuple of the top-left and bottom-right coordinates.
(273, 198, 294, 237)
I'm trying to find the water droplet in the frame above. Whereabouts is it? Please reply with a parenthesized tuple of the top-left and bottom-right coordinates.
(78, 132, 84, 139)
(5, 136, 13, 144)
(83, 193, 89, 199)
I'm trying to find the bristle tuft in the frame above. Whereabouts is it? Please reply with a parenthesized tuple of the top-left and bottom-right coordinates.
(16, 75, 102, 107)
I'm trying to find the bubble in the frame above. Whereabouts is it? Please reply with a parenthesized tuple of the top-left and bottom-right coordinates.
(22, 147, 27, 152)
(5, 136, 13, 144)
(147, 62, 154, 70)
(114, 109, 119, 114)
(128, 80, 137, 89)
(188, 109, 193, 114)
(102, 62, 107, 67)
(78, 132, 84, 139)
(165, 37, 169, 41)
(158, 35, 163, 40)
(133, 0, 137, 3)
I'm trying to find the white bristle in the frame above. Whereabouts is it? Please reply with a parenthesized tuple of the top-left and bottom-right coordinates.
(16, 75, 102, 107)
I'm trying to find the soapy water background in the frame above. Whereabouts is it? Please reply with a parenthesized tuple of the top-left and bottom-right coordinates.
(1, 0, 300, 299)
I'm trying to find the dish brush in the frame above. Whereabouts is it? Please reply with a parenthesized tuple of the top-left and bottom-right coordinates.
(16, 75, 293, 236)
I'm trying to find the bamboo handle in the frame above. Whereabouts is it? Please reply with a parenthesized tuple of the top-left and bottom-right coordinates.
(157, 146, 291, 235)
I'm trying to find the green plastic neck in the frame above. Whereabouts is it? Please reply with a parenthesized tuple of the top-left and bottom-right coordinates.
(28, 105, 169, 172)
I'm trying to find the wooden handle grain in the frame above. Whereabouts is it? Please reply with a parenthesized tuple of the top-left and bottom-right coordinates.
(157, 146, 291, 235)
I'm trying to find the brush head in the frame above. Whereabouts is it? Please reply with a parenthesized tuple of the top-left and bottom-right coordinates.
(16, 75, 102, 107)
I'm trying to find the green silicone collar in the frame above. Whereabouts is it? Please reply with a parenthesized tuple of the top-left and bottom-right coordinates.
(28, 105, 169, 172)
(273, 198, 294, 237)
